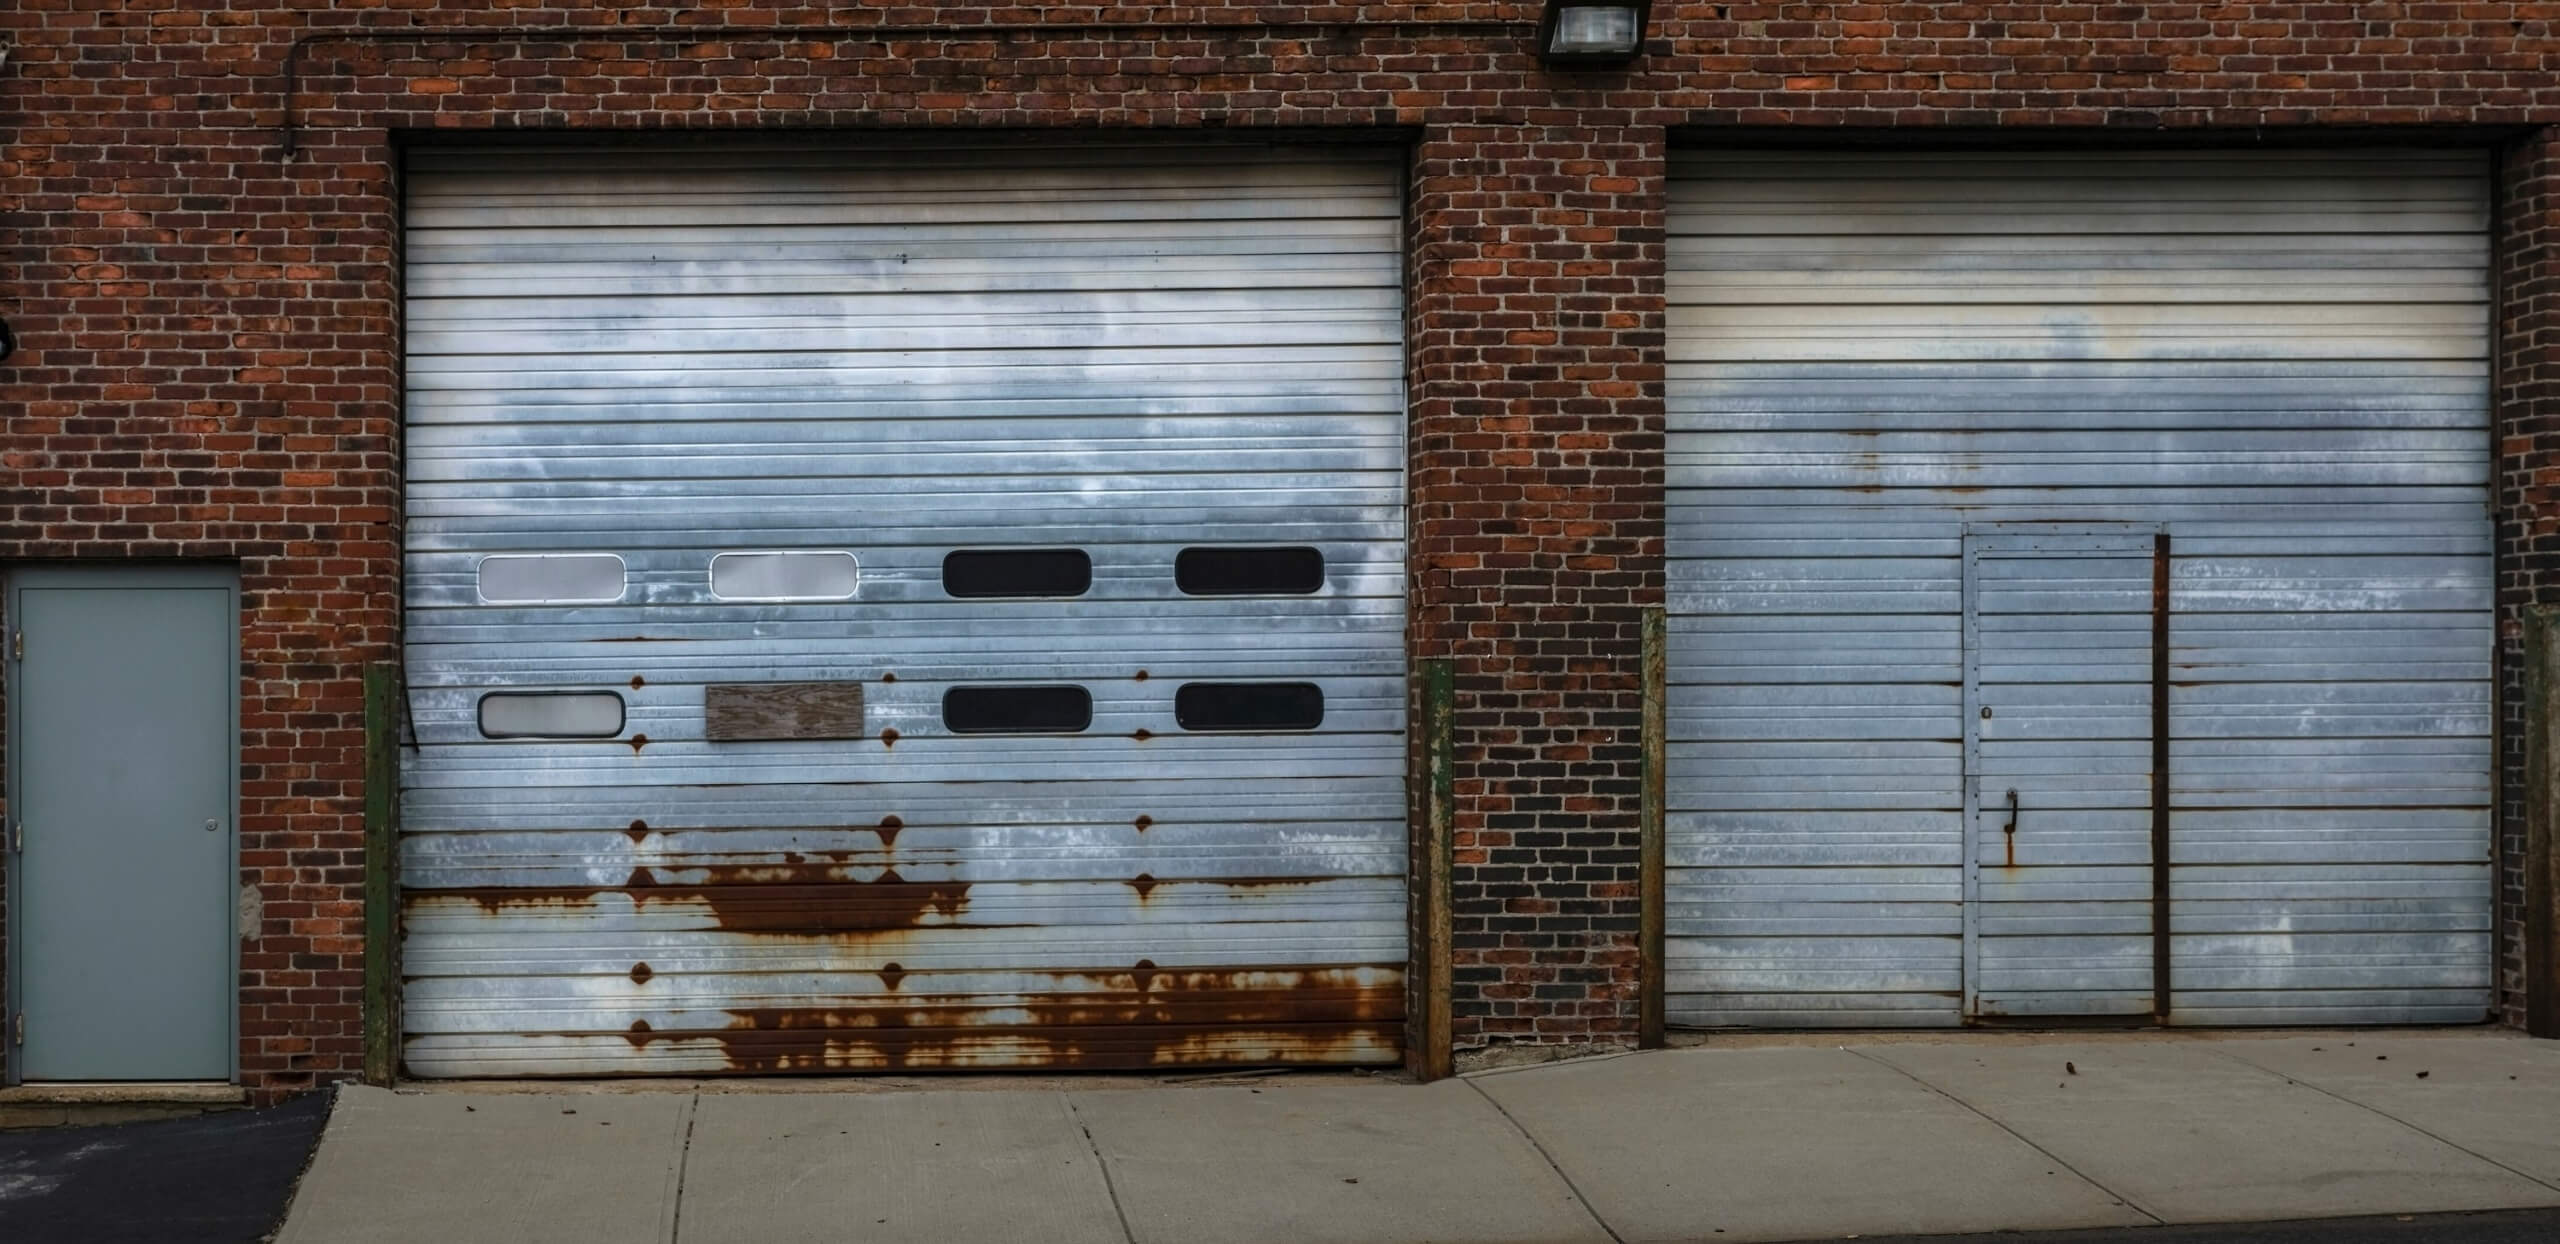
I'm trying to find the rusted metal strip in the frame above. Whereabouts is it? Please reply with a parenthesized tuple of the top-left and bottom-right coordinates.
(1412, 658, 1456, 1080)
(2527, 607, 2560, 1037)
(1640, 607, 1668, 1048)
(2151, 533, 2173, 1023)
(363, 661, 403, 1086)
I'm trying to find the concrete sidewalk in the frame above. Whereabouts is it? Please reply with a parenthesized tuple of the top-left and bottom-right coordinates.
(277, 1032, 2560, 1244)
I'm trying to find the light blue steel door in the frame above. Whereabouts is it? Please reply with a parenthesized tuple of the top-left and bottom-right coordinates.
(1964, 529, 2160, 1019)
(9, 566, 235, 1081)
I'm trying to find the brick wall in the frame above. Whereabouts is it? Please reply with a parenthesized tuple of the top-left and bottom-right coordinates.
(1409, 122, 1665, 1049)
(2498, 127, 2560, 1027)
(1, 3, 2557, 1094)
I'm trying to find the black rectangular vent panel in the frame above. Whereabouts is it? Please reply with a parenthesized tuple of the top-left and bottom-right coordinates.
(942, 549, 1093, 598)
(942, 684, 1094, 734)
(1175, 546, 1324, 596)
(1174, 682, 1324, 731)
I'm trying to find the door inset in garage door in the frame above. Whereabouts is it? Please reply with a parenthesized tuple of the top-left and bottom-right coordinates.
(1964, 527, 2163, 1020)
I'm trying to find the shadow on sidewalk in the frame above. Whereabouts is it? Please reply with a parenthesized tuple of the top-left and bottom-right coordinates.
(0, 1089, 330, 1244)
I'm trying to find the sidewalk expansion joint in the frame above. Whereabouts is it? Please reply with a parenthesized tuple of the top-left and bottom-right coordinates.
(1463, 1075, 1627, 1244)
(1064, 1094, 1139, 1244)
(1844, 1046, 2166, 1227)
(667, 1092, 700, 1244)
(2202, 1046, 2560, 1196)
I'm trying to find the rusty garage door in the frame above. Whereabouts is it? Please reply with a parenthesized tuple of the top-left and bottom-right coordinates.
(397, 141, 1409, 1075)
(1666, 150, 2495, 1028)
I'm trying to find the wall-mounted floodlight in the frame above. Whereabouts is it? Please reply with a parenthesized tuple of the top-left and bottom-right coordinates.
(1537, 0, 1652, 68)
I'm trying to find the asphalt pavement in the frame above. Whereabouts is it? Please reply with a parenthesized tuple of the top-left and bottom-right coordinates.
(0, 1087, 328, 1244)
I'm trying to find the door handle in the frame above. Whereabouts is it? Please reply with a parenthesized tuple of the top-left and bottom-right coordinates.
(2002, 789, 2019, 839)
(2001, 788, 2019, 868)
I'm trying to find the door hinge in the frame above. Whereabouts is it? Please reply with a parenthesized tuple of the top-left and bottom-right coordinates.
(8, 629, 18, 661)
(8, 821, 17, 853)
(11, 1013, 20, 1047)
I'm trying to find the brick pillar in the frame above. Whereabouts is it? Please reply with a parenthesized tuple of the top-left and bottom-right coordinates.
(1407, 121, 1666, 1054)
(2501, 127, 2560, 1030)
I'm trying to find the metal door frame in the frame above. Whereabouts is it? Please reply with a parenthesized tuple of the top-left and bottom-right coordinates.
(1960, 523, 2165, 1021)
(3, 563, 241, 1086)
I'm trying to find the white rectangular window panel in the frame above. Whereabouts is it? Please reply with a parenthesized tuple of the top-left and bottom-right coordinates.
(477, 692, 625, 739)
(476, 553, 625, 604)
(708, 551, 860, 602)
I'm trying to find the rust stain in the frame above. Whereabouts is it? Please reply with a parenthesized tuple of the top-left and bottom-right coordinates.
(1133, 728, 1153, 741)
(880, 671, 897, 683)
(1133, 815, 1153, 831)
(1128, 873, 1160, 900)
(624, 1019, 658, 1048)
(702, 965, 1405, 1073)
(879, 727, 900, 748)
(876, 815, 903, 849)
(627, 733, 649, 753)
(427, 870, 970, 933)
(1133, 669, 1149, 681)
(879, 962, 907, 991)
(630, 962, 653, 984)
(624, 819, 649, 843)
(630, 675, 646, 689)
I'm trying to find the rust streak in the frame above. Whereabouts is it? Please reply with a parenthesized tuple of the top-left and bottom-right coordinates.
(702, 965, 1406, 1072)
(420, 872, 971, 933)
(1128, 873, 1159, 900)
(876, 815, 903, 849)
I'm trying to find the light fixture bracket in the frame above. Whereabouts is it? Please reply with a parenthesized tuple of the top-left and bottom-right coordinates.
(1536, 0, 1653, 69)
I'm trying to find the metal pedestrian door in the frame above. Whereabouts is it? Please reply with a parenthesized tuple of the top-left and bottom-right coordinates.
(5, 565, 236, 1082)
(1964, 528, 2164, 1020)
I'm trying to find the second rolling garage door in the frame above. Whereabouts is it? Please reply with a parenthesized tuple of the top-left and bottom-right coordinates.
(1666, 149, 2495, 1028)
(396, 141, 1409, 1075)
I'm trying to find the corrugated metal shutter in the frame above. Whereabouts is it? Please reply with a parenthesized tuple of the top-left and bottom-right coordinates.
(398, 142, 1409, 1075)
(1666, 150, 2493, 1028)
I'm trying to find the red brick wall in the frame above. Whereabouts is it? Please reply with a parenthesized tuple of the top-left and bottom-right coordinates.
(2498, 127, 2560, 1027)
(1, 4, 2557, 1094)
(1409, 122, 1665, 1049)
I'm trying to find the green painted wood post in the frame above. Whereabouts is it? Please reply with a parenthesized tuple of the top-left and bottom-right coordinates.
(363, 662, 402, 1085)
(1416, 658, 1456, 1079)
(1640, 607, 1667, 1048)
(2528, 609, 2559, 1037)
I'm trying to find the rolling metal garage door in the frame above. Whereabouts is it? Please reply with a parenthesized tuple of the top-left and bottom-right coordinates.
(397, 142, 1409, 1075)
(1666, 150, 2494, 1028)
